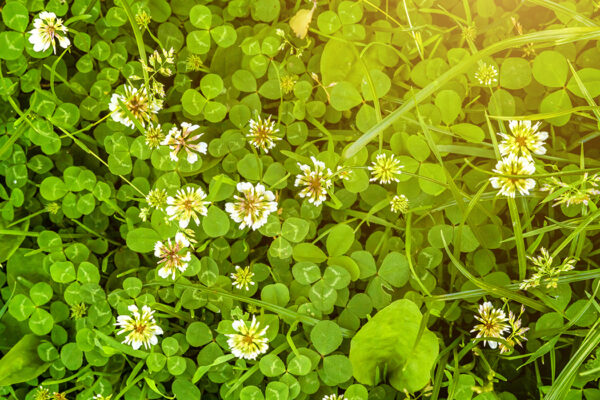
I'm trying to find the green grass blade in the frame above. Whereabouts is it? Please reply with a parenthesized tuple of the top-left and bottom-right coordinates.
(441, 234, 550, 312)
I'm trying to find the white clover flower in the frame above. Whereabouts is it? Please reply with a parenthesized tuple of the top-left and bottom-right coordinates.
(115, 305, 163, 350)
(322, 395, 348, 400)
(225, 182, 278, 230)
(471, 301, 509, 349)
(165, 186, 210, 229)
(92, 395, 112, 400)
(145, 123, 165, 149)
(138, 207, 150, 222)
(154, 232, 191, 279)
(368, 153, 403, 184)
(390, 194, 409, 213)
(247, 115, 281, 153)
(146, 188, 167, 210)
(231, 266, 255, 290)
(489, 154, 536, 197)
(227, 316, 269, 360)
(474, 62, 498, 86)
(108, 85, 161, 128)
(28, 12, 70, 54)
(161, 122, 207, 164)
(498, 120, 548, 159)
(294, 156, 333, 206)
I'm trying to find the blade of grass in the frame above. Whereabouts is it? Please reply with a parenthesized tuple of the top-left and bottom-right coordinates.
(507, 198, 528, 281)
(544, 319, 600, 400)
(441, 233, 550, 312)
(526, 0, 598, 27)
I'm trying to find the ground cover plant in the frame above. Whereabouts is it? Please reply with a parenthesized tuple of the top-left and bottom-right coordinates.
(3, 0, 600, 399)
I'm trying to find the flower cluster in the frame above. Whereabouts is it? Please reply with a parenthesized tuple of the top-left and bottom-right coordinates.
(295, 157, 333, 206)
(247, 115, 281, 153)
(474, 62, 498, 86)
(390, 194, 409, 213)
(490, 120, 547, 197)
(322, 395, 348, 400)
(115, 305, 163, 350)
(368, 153, 403, 184)
(498, 121, 548, 159)
(162, 122, 207, 164)
(227, 316, 270, 360)
(225, 182, 278, 230)
(541, 173, 600, 208)
(471, 302, 528, 353)
(143, 48, 175, 77)
(165, 186, 210, 228)
(109, 85, 162, 129)
(231, 266, 255, 290)
(489, 154, 536, 197)
(154, 232, 192, 279)
(520, 247, 576, 290)
(28, 12, 70, 54)
(145, 188, 168, 210)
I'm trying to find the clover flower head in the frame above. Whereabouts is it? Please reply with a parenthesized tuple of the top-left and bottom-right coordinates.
(138, 207, 150, 222)
(247, 115, 281, 153)
(28, 12, 70, 54)
(145, 124, 165, 149)
(474, 62, 498, 86)
(109, 85, 161, 128)
(336, 166, 353, 181)
(146, 188, 168, 210)
(135, 10, 151, 28)
(322, 395, 348, 400)
(46, 202, 60, 214)
(115, 305, 163, 350)
(498, 120, 548, 159)
(231, 266, 255, 290)
(154, 232, 191, 279)
(280, 75, 297, 94)
(70, 303, 87, 319)
(294, 156, 333, 206)
(368, 153, 403, 184)
(489, 154, 536, 197)
(390, 194, 409, 213)
(186, 54, 205, 72)
(471, 301, 509, 349)
(165, 186, 210, 229)
(161, 122, 207, 164)
(227, 315, 269, 360)
(92, 395, 113, 400)
(225, 182, 278, 230)
(34, 386, 51, 400)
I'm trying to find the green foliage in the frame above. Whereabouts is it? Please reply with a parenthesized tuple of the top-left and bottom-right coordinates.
(0, 0, 599, 399)
(350, 300, 439, 392)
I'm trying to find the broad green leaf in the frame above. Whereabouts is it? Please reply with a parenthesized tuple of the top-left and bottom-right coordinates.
(2, 2, 29, 32)
(0, 335, 49, 386)
(126, 228, 161, 253)
(326, 224, 354, 257)
(349, 299, 439, 393)
(434, 90, 461, 125)
(330, 81, 363, 111)
(500, 57, 532, 89)
(532, 50, 568, 87)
